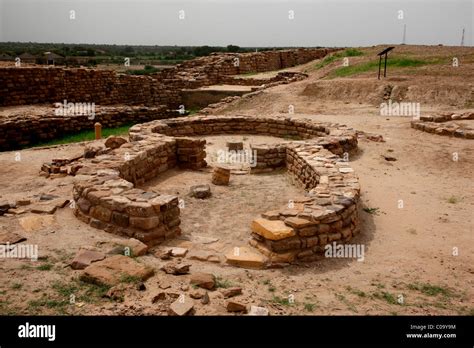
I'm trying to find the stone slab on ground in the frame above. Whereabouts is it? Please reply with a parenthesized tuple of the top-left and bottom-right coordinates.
(189, 272, 215, 290)
(114, 238, 148, 256)
(226, 300, 247, 313)
(187, 249, 221, 263)
(169, 296, 195, 316)
(225, 246, 266, 269)
(18, 215, 56, 232)
(248, 306, 269, 316)
(160, 262, 191, 275)
(70, 249, 106, 270)
(251, 218, 295, 241)
(80, 255, 154, 286)
(165, 247, 188, 257)
(0, 231, 26, 245)
(221, 287, 242, 299)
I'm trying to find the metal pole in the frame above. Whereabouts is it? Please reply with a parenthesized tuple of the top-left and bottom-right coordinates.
(384, 53, 388, 77)
(378, 55, 382, 79)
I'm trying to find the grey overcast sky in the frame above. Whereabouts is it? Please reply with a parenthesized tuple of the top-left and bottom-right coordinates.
(0, 0, 472, 47)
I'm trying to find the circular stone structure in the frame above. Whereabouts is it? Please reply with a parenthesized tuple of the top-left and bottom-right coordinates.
(70, 115, 361, 264)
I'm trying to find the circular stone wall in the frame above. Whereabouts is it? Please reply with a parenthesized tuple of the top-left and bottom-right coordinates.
(69, 115, 361, 264)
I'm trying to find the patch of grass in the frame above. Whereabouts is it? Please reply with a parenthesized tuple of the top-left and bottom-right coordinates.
(363, 207, 380, 215)
(373, 291, 399, 305)
(447, 196, 459, 204)
(304, 303, 316, 312)
(335, 293, 358, 312)
(241, 71, 259, 77)
(52, 280, 110, 304)
(408, 283, 453, 297)
(328, 57, 431, 78)
(268, 286, 276, 293)
(186, 106, 201, 115)
(312, 49, 364, 70)
(119, 274, 142, 284)
(82, 282, 111, 301)
(36, 263, 53, 271)
(31, 123, 133, 148)
(282, 134, 304, 141)
(344, 48, 364, 57)
(126, 65, 159, 75)
(371, 282, 385, 289)
(52, 281, 78, 298)
(346, 286, 366, 298)
(19, 264, 33, 270)
(272, 295, 294, 306)
(215, 276, 233, 289)
(11, 283, 22, 290)
(28, 297, 68, 314)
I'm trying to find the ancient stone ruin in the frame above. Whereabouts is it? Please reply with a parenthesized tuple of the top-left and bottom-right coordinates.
(47, 115, 361, 266)
(0, 48, 334, 151)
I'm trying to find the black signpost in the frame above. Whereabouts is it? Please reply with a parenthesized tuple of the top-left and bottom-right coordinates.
(377, 46, 395, 79)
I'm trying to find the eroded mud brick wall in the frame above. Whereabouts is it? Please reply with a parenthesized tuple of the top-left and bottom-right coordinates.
(0, 48, 333, 107)
(0, 106, 179, 151)
(0, 68, 180, 107)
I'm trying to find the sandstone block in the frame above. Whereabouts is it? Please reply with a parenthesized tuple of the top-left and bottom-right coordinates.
(80, 255, 154, 286)
(225, 246, 266, 269)
(251, 218, 295, 241)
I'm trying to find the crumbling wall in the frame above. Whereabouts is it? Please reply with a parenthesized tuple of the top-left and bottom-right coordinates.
(62, 114, 361, 255)
(0, 48, 332, 107)
(0, 106, 180, 151)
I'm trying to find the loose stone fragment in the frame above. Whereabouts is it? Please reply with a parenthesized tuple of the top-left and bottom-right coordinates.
(211, 166, 230, 185)
(169, 296, 194, 316)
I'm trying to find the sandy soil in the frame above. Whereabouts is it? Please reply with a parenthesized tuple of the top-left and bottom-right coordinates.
(0, 45, 473, 316)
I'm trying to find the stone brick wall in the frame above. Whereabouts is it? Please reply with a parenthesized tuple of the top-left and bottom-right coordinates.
(250, 144, 287, 172)
(51, 114, 360, 254)
(72, 136, 207, 246)
(0, 48, 332, 108)
(0, 106, 181, 151)
(250, 142, 360, 263)
(234, 48, 332, 74)
(411, 111, 474, 139)
(0, 67, 180, 107)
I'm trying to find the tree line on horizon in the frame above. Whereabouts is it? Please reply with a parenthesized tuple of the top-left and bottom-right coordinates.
(0, 42, 322, 63)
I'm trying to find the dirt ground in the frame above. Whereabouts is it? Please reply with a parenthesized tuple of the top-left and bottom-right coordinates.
(0, 45, 473, 316)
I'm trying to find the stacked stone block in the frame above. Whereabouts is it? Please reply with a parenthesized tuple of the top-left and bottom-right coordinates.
(0, 67, 180, 107)
(250, 144, 287, 172)
(61, 114, 360, 249)
(0, 106, 180, 151)
(175, 138, 207, 169)
(250, 142, 360, 262)
(0, 48, 333, 109)
(411, 111, 474, 139)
